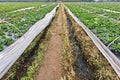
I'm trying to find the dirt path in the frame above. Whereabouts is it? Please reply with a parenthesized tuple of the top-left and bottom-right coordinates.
(36, 5, 64, 80)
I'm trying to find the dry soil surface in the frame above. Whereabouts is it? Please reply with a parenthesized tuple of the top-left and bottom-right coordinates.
(36, 5, 64, 80)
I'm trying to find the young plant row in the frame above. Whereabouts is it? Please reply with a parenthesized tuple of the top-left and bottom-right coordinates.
(0, 2, 44, 14)
(0, 3, 57, 51)
(85, 2, 120, 12)
(0, 3, 48, 20)
(77, 3, 120, 20)
(66, 3, 120, 55)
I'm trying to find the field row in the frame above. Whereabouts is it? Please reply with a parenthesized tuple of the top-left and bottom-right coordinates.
(0, 3, 57, 51)
(0, 3, 51, 20)
(84, 3, 120, 12)
(81, 4, 120, 20)
(0, 2, 46, 14)
(65, 3, 120, 55)
(74, 3, 120, 20)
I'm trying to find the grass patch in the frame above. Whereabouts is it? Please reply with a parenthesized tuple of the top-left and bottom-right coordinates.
(62, 5, 78, 80)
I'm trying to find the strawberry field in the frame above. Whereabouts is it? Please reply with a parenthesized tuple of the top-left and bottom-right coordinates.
(0, 2, 120, 80)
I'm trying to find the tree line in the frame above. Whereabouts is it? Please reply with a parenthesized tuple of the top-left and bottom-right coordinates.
(0, 0, 120, 2)
(0, 0, 56, 2)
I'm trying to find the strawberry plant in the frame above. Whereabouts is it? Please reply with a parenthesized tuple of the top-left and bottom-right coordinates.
(0, 44, 4, 51)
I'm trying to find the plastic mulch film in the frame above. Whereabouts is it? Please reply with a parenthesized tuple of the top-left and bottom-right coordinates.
(0, 5, 59, 79)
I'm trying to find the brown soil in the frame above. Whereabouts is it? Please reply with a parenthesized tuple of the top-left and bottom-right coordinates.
(35, 5, 64, 80)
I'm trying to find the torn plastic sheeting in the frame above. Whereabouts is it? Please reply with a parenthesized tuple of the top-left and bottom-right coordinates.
(66, 6, 120, 78)
(0, 5, 59, 79)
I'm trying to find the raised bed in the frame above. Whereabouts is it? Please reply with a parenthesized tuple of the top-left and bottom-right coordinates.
(65, 4, 120, 79)
(0, 4, 58, 79)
